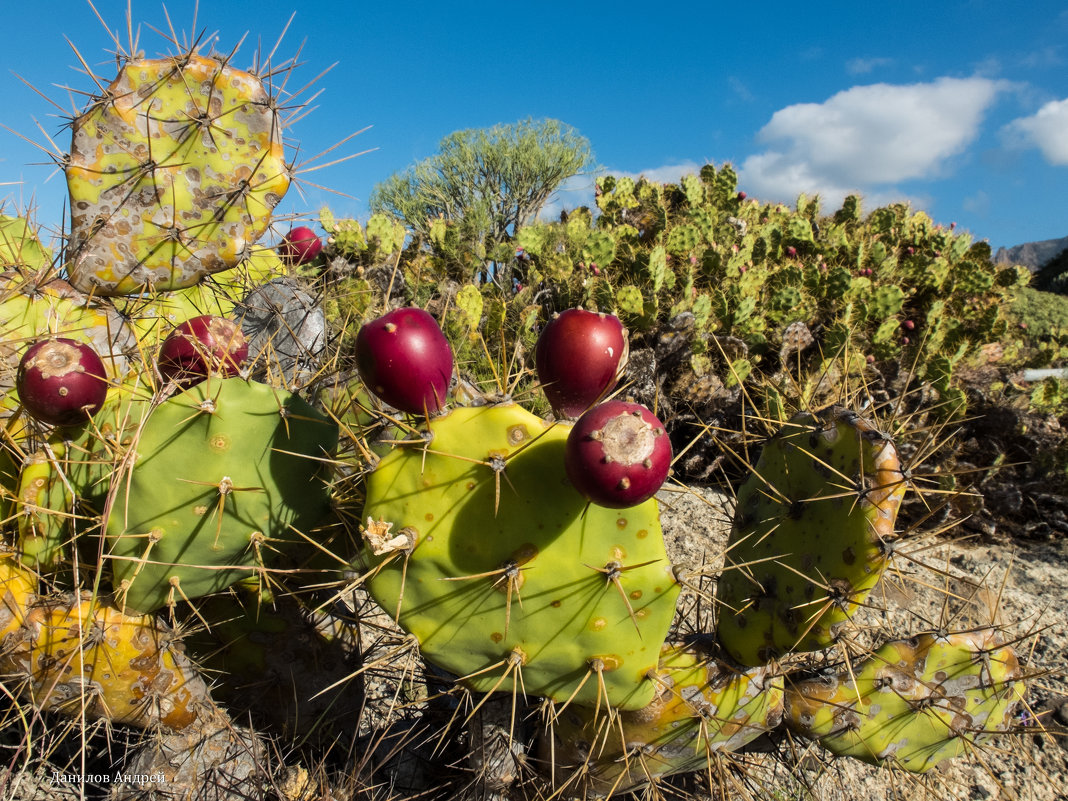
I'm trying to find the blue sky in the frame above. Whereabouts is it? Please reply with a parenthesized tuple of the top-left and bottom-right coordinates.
(1, 1, 1066, 255)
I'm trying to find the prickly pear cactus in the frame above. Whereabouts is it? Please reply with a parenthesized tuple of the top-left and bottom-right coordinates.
(66, 54, 290, 295)
(105, 378, 338, 613)
(1, 269, 137, 392)
(359, 402, 680, 710)
(785, 629, 1026, 772)
(0, 214, 52, 271)
(0, 590, 215, 731)
(14, 443, 76, 570)
(715, 407, 906, 665)
(0, 554, 37, 638)
(549, 641, 784, 796)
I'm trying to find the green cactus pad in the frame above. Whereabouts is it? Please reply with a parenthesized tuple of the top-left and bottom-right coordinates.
(359, 403, 679, 710)
(549, 642, 783, 796)
(785, 629, 1026, 772)
(715, 407, 906, 665)
(0, 215, 52, 271)
(106, 378, 337, 613)
(66, 54, 290, 295)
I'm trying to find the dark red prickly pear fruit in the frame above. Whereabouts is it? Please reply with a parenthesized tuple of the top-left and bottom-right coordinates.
(158, 315, 249, 387)
(536, 309, 626, 419)
(901, 319, 915, 331)
(279, 226, 323, 265)
(16, 338, 108, 426)
(355, 307, 453, 415)
(565, 400, 672, 509)
(737, 191, 747, 201)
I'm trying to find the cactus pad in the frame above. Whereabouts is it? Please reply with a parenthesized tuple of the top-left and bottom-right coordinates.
(66, 54, 290, 295)
(549, 642, 784, 795)
(0, 555, 37, 639)
(105, 378, 337, 613)
(0, 593, 213, 731)
(359, 403, 679, 710)
(785, 629, 1026, 772)
(715, 407, 906, 665)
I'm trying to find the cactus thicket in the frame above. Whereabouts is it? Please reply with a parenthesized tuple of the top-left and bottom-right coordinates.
(0, 9, 1052, 801)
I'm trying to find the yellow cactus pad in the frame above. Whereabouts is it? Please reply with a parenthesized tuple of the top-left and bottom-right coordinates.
(0, 554, 38, 639)
(0, 594, 214, 731)
(785, 629, 1026, 772)
(66, 54, 290, 296)
(549, 643, 784, 796)
(1, 271, 135, 382)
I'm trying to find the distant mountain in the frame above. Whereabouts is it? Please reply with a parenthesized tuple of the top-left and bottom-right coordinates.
(995, 235, 1068, 271)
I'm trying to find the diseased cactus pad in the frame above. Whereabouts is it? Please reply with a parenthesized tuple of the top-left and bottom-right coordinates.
(66, 54, 290, 295)
(785, 629, 1026, 772)
(549, 642, 784, 796)
(0, 592, 213, 731)
(359, 403, 680, 710)
(716, 406, 906, 665)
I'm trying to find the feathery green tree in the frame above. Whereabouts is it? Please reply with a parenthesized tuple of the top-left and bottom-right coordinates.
(370, 118, 593, 279)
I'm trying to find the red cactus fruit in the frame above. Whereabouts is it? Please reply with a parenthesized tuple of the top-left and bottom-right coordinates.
(901, 319, 916, 331)
(158, 315, 249, 387)
(279, 226, 323, 265)
(565, 400, 672, 509)
(16, 338, 108, 426)
(355, 307, 453, 415)
(535, 309, 627, 419)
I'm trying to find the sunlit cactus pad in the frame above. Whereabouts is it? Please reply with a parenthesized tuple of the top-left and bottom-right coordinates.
(0, 590, 213, 731)
(106, 378, 337, 613)
(66, 54, 290, 295)
(548, 642, 784, 795)
(0, 214, 52, 271)
(716, 406, 906, 665)
(360, 403, 680, 710)
(785, 629, 1026, 772)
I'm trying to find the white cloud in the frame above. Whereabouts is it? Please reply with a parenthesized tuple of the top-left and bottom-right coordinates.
(617, 161, 704, 186)
(1002, 98, 1068, 165)
(738, 76, 1008, 207)
(537, 172, 597, 221)
(846, 57, 893, 75)
(728, 76, 755, 102)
